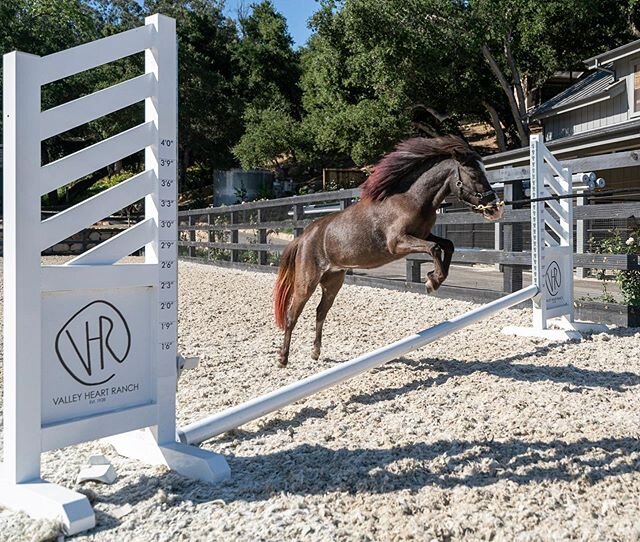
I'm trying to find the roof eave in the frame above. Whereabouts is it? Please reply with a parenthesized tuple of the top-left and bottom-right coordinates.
(584, 39, 640, 69)
(529, 79, 625, 120)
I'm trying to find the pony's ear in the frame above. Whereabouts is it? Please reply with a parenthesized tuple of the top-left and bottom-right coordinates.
(451, 147, 469, 163)
(445, 135, 471, 163)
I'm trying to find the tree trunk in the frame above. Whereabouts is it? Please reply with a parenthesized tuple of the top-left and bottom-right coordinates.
(483, 101, 507, 152)
(482, 44, 529, 146)
(65, 168, 109, 203)
(504, 32, 527, 118)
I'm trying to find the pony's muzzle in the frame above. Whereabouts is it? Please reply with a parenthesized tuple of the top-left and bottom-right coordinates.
(476, 200, 504, 221)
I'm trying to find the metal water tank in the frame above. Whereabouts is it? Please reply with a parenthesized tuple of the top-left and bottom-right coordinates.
(213, 169, 274, 205)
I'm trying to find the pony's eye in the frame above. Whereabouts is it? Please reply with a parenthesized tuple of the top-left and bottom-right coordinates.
(456, 180, 463, 187)
(476, 192, 482, 198)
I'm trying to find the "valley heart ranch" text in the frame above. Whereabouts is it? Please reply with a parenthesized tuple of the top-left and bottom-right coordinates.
(52, 383, 140, 406)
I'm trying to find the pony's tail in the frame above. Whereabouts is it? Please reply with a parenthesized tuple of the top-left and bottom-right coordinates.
(274, 237, 300, 330)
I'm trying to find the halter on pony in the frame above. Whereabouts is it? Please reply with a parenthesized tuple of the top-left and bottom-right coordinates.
(452, 164, 505, 214)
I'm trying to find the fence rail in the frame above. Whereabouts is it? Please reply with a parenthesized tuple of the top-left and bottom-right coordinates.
(178, 148, 640, 298)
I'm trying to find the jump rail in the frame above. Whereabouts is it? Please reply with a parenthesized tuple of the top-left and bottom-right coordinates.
(178, 284, 538, 445)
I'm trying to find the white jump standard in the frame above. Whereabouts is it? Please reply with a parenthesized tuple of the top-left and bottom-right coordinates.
(1, 16, 228, 536)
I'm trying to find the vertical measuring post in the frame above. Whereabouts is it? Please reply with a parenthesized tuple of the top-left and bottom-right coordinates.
(147, 14, 179, 445)
(529, 135, 546, 329)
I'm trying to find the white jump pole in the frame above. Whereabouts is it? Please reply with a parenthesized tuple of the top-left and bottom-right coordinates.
(178, 283, 538, 445)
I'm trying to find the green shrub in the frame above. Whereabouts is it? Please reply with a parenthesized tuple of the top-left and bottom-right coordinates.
(591, 224, 640, 306)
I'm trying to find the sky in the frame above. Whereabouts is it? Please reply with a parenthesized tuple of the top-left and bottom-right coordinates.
(222, 0, 319, 49)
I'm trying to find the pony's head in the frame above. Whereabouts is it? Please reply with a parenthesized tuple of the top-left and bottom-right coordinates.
(359, 135, 505, 222)
(449, 155, 504, 221)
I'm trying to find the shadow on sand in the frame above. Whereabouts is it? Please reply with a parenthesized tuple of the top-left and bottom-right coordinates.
(213, 340, 638, 444)
(96, 435, 639, 513)
(86, 334, 639, 530)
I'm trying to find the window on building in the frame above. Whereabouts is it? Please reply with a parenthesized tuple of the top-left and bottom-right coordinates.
(636, 64, 640, 112)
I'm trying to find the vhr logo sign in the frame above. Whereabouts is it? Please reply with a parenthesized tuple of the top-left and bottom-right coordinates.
(55, 300, 131, 386)
(544, 260, 562, 297)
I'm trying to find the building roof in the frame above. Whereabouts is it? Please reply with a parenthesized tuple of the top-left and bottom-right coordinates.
(529, 68, 624, 120)
(584, 38, 640, 69)
(483, 117, 640, 169)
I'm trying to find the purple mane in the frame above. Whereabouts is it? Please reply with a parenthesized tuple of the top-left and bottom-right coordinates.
(360, 135, 480, 201)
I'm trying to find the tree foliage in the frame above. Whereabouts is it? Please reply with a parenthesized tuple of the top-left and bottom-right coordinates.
(235, 0, 301, 111)
(147, 0, 241, 175)
(468, 0, 638, 146)
(233, 103, 305, 169)
(0, 0, 243, 202)
(0, 0, 638, 202)
(231, 1, 304, 171)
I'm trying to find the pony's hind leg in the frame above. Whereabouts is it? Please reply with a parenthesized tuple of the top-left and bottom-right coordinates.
(279, 267, 322, 368)
(312, 270, 346, 361)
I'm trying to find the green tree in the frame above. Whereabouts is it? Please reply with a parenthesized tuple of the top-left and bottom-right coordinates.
(300, 0, 471, 165)
(2, 1, 243, 204)
(299, 0, 639, 160)
(469, 0, 638, 146)
(145, 0, 242, 189)
(0, 0, 122, 205)
(232, 102, 306, 169)
(230, 1, 306, 172)
(235, 0, 301, 111)
(0, 0, 99, 135)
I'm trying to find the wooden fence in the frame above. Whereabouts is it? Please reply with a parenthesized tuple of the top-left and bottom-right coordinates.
(177, 148, 640, 304)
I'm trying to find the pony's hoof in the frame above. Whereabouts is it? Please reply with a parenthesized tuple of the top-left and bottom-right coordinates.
(311, 348, 320, 361)
(425, 279, 436, 294)
(277, 353, 288, 368)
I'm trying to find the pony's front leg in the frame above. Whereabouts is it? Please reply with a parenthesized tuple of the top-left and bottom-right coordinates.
(426, 233, 454, 290)
(389, 234, 452, 293)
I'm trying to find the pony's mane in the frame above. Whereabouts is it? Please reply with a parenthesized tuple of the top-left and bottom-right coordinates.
(360, 135, 480, 201)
